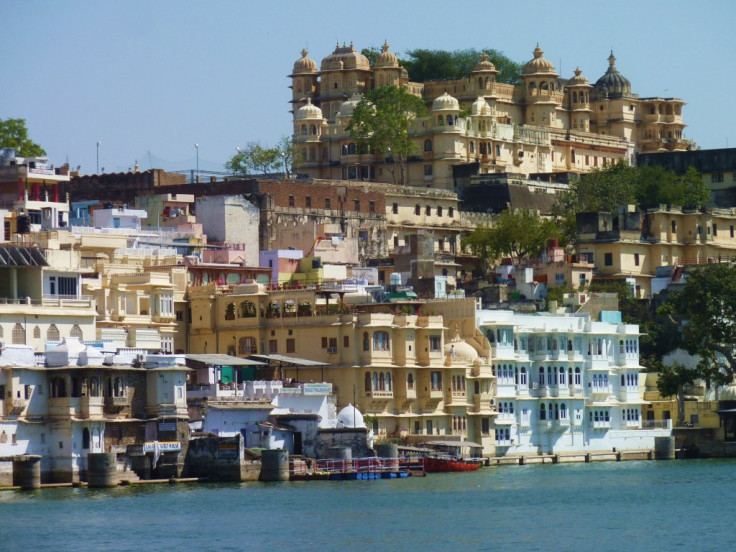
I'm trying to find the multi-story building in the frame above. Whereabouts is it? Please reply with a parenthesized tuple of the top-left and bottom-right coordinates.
(577, 205, 736, 298)
(476, 309, 670, 454)
(290, 43, 693, 189)
(188, 283, 498, 454)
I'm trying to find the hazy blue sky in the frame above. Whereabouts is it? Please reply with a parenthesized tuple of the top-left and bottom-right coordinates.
(1, 0, 733, 175)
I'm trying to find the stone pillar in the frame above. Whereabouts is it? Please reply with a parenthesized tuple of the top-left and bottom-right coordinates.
(654, 436, 676, 460)
(12, 455, 41, 490)
(260, 449, 289, 482)
(87, 453, 119, 488)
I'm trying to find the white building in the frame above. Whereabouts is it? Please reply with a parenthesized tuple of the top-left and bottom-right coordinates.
(476, 309, 670, 455)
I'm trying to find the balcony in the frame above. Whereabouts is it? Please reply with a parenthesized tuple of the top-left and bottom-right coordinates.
(9, 398, 26, 415)
(48, 397, 77, 420)
(104, 396, 129, 414)
(80, 395, 104, 418)
(445, 390, 467, 406)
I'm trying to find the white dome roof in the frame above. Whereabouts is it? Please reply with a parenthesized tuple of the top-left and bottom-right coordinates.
(432, 92, 460, 112)
(445, 339, 479, 362)
(472, 96, 492, 116)
(46, 337, 86, 367)
(337, 94, 362, 118)
(337, 403, 365, 428)
(295, 98, 323, 120)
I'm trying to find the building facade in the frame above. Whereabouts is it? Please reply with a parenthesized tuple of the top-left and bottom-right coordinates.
(290, 43, 692, 189)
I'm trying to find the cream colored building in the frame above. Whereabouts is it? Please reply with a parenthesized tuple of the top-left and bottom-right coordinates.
(577, 205, 736, 298)
(188, 283, 498, 454)
(290, 43, 692, 190)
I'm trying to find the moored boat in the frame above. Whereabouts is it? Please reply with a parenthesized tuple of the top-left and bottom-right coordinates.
(423, 455, 482, 473)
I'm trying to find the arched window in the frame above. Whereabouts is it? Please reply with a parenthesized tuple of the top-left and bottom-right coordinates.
(554, 403, 560, 419)
(33, 326, 40, 339)
(12, 323, 25, 344)
(424, 139, 433, 152)
(348, 143, 357, 154)
(90, 377, 99, 397)
(539, 367, 545, 385)
(70, 324, 83, 339)
(385, 373, 391, 391)
(379, 372, 385, 391)
(240, 301, 256, 318)
(574, 367, 581, 385)
(373, 372, 378, 391)
(342, 144, 348, 155)
(540, 403, 546, 420)
(363, 332, 370, 351)
(572, 91, 578, 103)
(373, 331, 390, 351)
(114, 377, 124, 397)
(447, 115, 453, 126)
(47, 324, 60, 341)
(469, 141, 474, 154)
(365, 372, 371, 392)
(520, 367, 527, 386)
(82, 428, 90, 449)
(561, 403, 567, 419)
(407, 372, 414, 390)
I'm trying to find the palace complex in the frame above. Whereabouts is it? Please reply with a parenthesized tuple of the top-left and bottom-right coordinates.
(290, 42, 692, 189)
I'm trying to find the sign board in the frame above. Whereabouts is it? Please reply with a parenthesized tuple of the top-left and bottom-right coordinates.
(143, 441, 181, 453)
(110, 445, 127, 454)
(158, 422, 177, 432)
(127, 444, 145, 456)
(302, 383, 332, 395)
(217, 441, 239, 460)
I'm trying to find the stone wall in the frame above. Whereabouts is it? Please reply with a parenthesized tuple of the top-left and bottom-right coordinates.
(184, 434, 259, 481)
(315, 428, 371, 459)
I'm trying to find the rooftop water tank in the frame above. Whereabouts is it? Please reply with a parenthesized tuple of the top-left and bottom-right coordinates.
(389, 273, 402, 286)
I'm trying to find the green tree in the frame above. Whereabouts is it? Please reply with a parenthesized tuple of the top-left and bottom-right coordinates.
(402, 48, 522, 84)
(461, 209, 561, 267)
(656, 361, 700, 427)
(680, 166, 710, 208)
(0, 118, 46, 157)
(226, 137, 292, 178)
(669, 263, 736, 380)
(347, 85, 427, 186)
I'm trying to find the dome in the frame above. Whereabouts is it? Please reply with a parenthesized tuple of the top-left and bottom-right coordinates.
(471, 96, 491, 116)
(295, 98, 323, 120)
(292, 48, 317, 75)
(321, 43, 371, 71)
(337, 403, 365, 428)
(592, 51, 631, 98)
(337, 94, 362, 118)
(46, 337, 86, 367)
(375, 41, 398, 68)
(445, 337, 479, 362)
(472, 53, 498, 74)
(522, 44, 556, 75)
(432, 92, 460, 112)
(568, 67, 590, 86)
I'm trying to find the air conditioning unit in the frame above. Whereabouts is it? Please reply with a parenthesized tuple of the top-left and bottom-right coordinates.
(327, 347, 337, 354)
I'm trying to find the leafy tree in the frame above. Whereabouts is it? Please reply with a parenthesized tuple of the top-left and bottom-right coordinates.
(680, 166, 710, 208)
(402, 48, 523, 84)
(226, 137, 292, 178)
(462, 209, 561, 268)
(634, 165, 681, 208)
(0, 118, 46, 157)
(668, 263, 736, 380)
(656, 361, 700, 427)
(347, 85, 427, 186)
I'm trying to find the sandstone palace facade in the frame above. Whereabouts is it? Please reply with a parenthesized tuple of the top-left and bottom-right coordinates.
(290, 43, 692, 190)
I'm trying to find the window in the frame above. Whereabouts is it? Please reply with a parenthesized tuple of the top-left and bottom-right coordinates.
(430, 371, 442, 391)
(354, 200, 360, 212)
(12, 323, 25, 345)
(268, 340, 278, 354)
(321, 337, 328, 349)
(448, 207, 454, 218)
(239, 337, 257, 354)
(325, 198, 331, 210)
(634, 253, 640, 266)
(369, 201, 375, 214)
(329, 337, 337, 350)
(424, 139, 433, 152)
(305, 196, 312, 208)
(425, 205, 431, 216)
(343, 336, 349, 348)
(555, 273, 565, 285)
(415, 204, 421, 216)
(424, 165, 433, 177)
(604, 253, 613, 266)
(407, 373, 415, 390)
(429, 335, 441, 352)
(712, 172, 724, 183)
(364, 372, 371, 392)
(373, 331, 390, 351)
(392, 202, 398, 214)
(288, 195, 295, 207)
(713, 224, 718, 237)
(286, 339, 296, 353)
(363, 332, 370, 351)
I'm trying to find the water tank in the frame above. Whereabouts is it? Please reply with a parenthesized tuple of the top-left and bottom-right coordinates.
(1, 148, 16, 166)
(389, 273, 402, 286)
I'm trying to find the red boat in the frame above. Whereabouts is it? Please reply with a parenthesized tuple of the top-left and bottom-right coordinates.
(423, 455, 482, 473)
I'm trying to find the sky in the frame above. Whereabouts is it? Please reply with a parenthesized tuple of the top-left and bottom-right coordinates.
(1, 0, 734, 176)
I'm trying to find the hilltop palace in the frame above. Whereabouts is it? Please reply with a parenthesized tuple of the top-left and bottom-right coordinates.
(290, 42, 691, 189)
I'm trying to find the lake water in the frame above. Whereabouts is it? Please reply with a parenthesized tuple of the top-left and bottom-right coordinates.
(0, 459, 732, 552)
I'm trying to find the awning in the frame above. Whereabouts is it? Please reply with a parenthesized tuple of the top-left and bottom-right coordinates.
(185, 354, 266, 366)
(0, 246, 49, 267)
(248, 354, 328, 366)
(425, 440, 484, 450)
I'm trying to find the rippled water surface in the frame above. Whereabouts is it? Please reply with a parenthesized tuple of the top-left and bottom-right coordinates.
(1, 459, 733, 551)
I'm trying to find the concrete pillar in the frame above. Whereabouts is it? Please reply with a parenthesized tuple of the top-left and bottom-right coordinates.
(654, 436, 676, 460)
(12, 455, 41, 490)
(87, 453, 119, 488)
(260, 449, 289, 482)
(375, 444, 398, 459)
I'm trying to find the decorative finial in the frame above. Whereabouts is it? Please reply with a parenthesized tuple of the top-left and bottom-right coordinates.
(481, 52, 489, 62)
(608, 50, 616, 66)
(382, 40, 389, 52)
(301, 48, 308, 58)
(574, 67, 582, 76)
(533, 44, 543, 58)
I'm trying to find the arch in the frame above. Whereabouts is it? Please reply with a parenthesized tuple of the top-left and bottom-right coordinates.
(469, 141, 475, 154)
(348, 142, 357, 155)
(12, 323, 25, 344)
(301, 124, 308, 135)
(540, 81, 549, 92)
(33, 326, 40, 339)
(385, 372, 391, 391)
(407, 372, 414, 389)
(379, 372, 385, 391)
(572, 91, 578, 103)
(363, 331, 370, 351)
(373, 331, 390, 351)
(437, 115, 444, 126)
(70, 324, 83, 339)
(47, 324, 60, 341)
(446, 115, 454, 126)
(89, 377, 100, 397)
(364, 372, 371, 392)
(310, 124, 317, 135)
(373, 372, 378, 391)
(51, 377, 67, 398)
(240, 301, 256, 318)
(424, 139, 433, 152)
(540, 403, 546, 420)
(82, 428, 90, 449)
